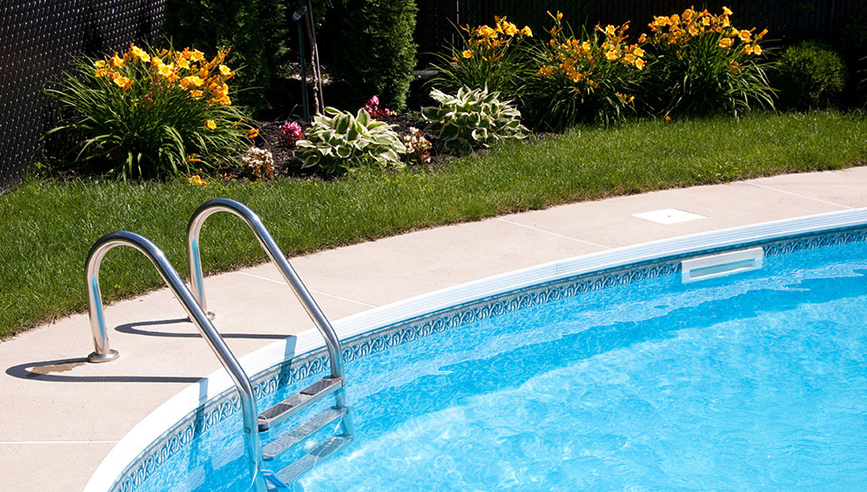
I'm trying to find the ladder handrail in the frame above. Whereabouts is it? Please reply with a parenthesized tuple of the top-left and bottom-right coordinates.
(187, 198, 345, 381)
(84, 230, 267, 492)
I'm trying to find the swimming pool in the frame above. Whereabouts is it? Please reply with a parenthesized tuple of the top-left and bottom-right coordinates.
(87, 209, 867, 491)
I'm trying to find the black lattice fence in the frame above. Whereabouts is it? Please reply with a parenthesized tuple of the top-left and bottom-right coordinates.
(0, 0, 164, 192)
(417, 0, 867, 57)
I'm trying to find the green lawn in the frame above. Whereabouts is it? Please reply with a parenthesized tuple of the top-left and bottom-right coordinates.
(2, 110, 867, 338)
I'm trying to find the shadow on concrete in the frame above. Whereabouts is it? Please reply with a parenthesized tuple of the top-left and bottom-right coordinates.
(5, 357, 202, 383)
(113, 317, 289, 340)
(7, 318, 297, 383)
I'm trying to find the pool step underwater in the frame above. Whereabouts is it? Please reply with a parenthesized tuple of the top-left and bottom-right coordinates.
(262, 407, 348, 460)
(273, 436, 353, 485)
(258, 376, 345, 432)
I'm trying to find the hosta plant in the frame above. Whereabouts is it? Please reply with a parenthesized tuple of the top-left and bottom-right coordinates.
(45, 44, 255, 180)
(295, 107, 405, 175)
(421, 86, 527, 154)
(523, 12, 647, 129)
(644, 7, 775, 116)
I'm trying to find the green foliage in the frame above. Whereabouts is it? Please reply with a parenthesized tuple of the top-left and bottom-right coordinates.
(643, 7, 775, 117)
(295, 107, 406, 174)
(774, 41, 848, 110)
(328, 0, 417, 110)
(421, 86, 527, 154)
(45, 45, 254, 180)
(428, 16, 533, 99)
(163, 0, 292, 107)
(522, 15, 647, 130)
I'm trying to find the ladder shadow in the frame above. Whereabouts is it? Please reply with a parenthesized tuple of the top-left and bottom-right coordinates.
(114, 317, 291, 340)
(5, 357, 202, 383)
(5, 319, 299, 383)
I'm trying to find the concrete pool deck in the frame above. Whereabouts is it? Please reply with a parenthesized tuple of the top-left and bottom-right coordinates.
(2, 167, 867, 491)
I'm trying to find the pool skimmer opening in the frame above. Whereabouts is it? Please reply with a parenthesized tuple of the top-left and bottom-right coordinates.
(681, 247, 764, 283)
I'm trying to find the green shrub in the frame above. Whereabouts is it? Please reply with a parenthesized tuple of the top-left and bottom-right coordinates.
(428, 16, 533, 99)
(45, 45, 255, 180)
(644, 7, 775, 116)
(774, 41, 848, 109)
(164, 0, 295, 107)
(421, 86, 527, 154)
(522, 12, 647, 130)
(328, 0, 417, 110)
(295, 107, 406, 174)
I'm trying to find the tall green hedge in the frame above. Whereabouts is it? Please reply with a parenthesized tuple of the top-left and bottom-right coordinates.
(164, 0, 290, 108)
(328, 0, 418, 110)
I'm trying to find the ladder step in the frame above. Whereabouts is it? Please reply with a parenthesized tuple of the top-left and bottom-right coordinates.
(263, 407, 348, 460)
(258, 377, 344, 432)
(275, 435, 353, 484)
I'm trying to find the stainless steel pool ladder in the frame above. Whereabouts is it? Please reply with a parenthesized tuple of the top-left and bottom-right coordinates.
(84, 231, 269, 492)
(83, 198, 354, 489)
(187, 198, 352, 485)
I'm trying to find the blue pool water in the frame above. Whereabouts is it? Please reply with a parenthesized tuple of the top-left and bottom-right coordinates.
(139, 239, 867, 491)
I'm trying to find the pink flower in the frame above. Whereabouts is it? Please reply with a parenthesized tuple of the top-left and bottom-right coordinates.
(280, 121, 304, 148)
(362, 95, 392, 119)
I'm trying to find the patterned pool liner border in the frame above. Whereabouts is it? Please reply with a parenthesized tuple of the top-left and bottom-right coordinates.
(107, 223, 867, 492)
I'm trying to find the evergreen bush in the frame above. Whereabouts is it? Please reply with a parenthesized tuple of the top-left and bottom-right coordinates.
(328, 0, 417, 110)
(774, 41, 849, 110)
(164, 0, 290, 108)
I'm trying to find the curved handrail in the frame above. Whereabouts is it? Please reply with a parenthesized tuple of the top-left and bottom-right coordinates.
(187, 198, 345, 380)
(84, 231, 267, 492)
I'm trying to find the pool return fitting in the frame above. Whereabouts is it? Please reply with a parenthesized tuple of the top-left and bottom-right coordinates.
(83, 199, 353, 490)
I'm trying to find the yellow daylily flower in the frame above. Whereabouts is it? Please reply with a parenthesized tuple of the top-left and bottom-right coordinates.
(462, 50, 472, 59)
(112, 75, 132, 89)
(205, 120, 217, 130)
(180, 75, 205, 89)
(130, 45, 150, 63)
(109, 53, 125, 68)
(187, 175, 207, 186)
(157, 63, 174, 78)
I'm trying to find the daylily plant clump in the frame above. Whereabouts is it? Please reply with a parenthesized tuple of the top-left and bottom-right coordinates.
(47, 44, 255, 179)
(645, 7, 774, 115)
(429, 15, 533, 96)
(523, 11, 648, 129)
